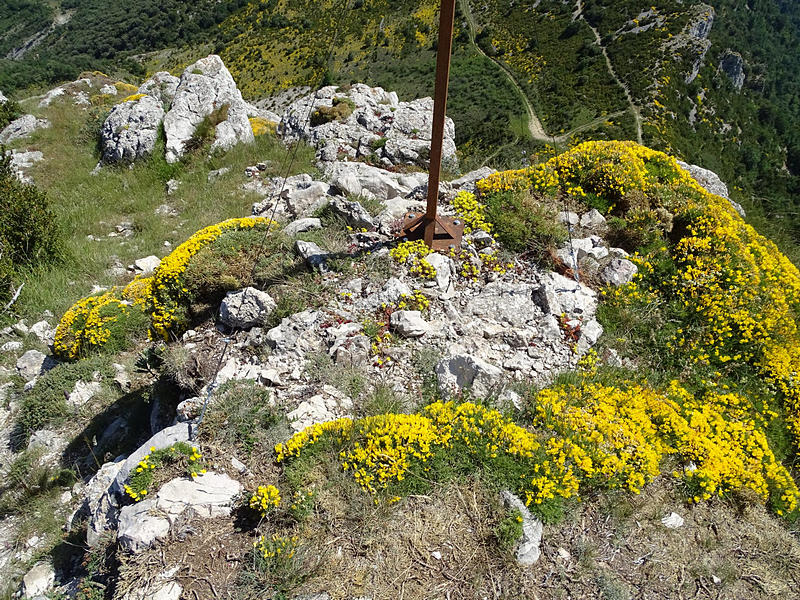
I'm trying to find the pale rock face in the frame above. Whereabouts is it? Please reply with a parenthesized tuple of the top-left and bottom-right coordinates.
(283, 217, 322, 237)
(676, 160, 745, 216)
(118, 473, 241, 552)
(163, 55, 253, 163)
(436, 353, 504, 400)
(22, 562, 55, 598)
(219, 287, 277, 330)
(390, 310, 430, 338)
(600, 258, 639, 287)
(422, 253, 453, 292)
(501, 491, 543, 566)
(287, 385, 353, 432)
(101, 95, 166, 163)
(325, 161, 428, 201)
(16, 349, 55, 381)
(280, 84, 457, 169)
(138, 71, 180, 107)
(0, 114, 50, 144)
(328, 197, 376, 230)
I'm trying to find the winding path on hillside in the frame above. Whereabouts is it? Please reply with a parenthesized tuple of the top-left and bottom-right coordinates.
(457, 0, 634, 146)
(573, 0, 643, 144)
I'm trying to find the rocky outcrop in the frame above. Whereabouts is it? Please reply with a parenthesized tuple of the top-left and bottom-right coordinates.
(163, 55, 254, 163)
(676, 160, 745, 216)
(138, 71, 180, 107)
(718, 50, 745, 91)
(279, 84, 456, 168)
(664, 4, 715, 84)
(101, 95, 165, 163)
(0, 114, 50, 144)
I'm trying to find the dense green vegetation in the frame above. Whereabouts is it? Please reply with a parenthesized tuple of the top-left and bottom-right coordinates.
(4, 0, 800, 249)
(0, 0, 249, 92)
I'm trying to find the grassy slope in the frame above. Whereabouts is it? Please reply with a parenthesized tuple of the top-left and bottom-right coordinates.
(3, 95, 315, 321)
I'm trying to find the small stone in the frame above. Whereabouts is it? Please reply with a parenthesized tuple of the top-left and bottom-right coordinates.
(558, 211, 579, 226)
(283, 217, 322, 237)
(328, 197, 376, 230)
(17, 350, 54, 381)
(422, 253, 452, 292)
(557, 547, 571, 560)
(60, 490, 73, 504)
(231, 457, 248, 474)
(431, 550, 442, 560)
(1, 341, 22, 352)
(295, 240, 329, 273)
(712, 575, 721, 585)
(661, 512, 684, 529)
(155, 203, 178, 216)
(207, 167, 230, 182)
(468, 229, 494, 249)
(501, 490, 543, 566)
(219, 287, 277, 329)
(390, 310, 429, 338)
(600, 258, 638, 286)
(22, 562, 55, 598)
(579, 208, 607, 230)
(134, 256, 161, 275)
(68, 381, 102, 407)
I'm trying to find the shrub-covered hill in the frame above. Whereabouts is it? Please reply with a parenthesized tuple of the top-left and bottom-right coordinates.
(2, 90, 800, 598)
(4, 1, 800, 245)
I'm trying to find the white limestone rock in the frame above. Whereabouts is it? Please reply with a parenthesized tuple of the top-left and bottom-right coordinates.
(0, 114, 50, 144)
(163, 55, 254, 163)
(219, 287, 277, 329)
(101, 95, 165, 163)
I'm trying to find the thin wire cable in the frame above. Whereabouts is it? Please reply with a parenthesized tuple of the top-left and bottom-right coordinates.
(192, 0, 356, 437)
(552, 135, 579, 282)
(249, 0, 354, 280)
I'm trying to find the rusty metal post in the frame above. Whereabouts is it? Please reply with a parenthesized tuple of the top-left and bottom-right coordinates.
(424, 0, 457, 247)
(399, 0, 464, 251)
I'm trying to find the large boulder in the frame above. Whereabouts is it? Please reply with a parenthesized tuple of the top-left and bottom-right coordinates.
(280, 84, 457, 169)
(163, 55, 254, 163)
(101, 95, 166, 163)
(0, 114, 50, 144)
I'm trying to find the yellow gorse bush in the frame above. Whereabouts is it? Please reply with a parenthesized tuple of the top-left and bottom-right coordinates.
(480, 141, 800, 449)
(53, 275, 153, 360)
(250, 484, 281, 516)
(150, 216, 276, 339)
(55, 217, 277, 357)
(249, 116, 277, 136)
(452, 190, 492, 234)
(389, 240, 436, 279)
(275, 388, 798, 516)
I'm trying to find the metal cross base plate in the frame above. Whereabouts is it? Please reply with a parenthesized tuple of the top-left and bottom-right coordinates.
(398, 212, 465, 251)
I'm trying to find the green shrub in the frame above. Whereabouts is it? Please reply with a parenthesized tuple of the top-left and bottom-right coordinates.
(0, 99, 21, 130)
(183, 103, 230, 154)
(0, 147, 63, 302)
(201, 380, 282, 455)
(310, 97, 355, 126)
(15, 357, 112, 444)
(483, 190, 567, 255)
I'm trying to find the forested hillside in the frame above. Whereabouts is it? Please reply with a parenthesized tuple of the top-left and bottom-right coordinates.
(3, 0, 800, 241)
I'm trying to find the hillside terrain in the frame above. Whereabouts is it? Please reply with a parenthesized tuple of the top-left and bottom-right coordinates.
(2, 1, 800, 245)
(1, 52, 800, 599)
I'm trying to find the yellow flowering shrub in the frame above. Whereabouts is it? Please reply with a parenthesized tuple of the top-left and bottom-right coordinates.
(149, 216, 276, 339)
(275, 386, 798, 517)
(56, 217, 277, 355)
(121, 93, 146, 103)
(249, 116, 277, 136)
(452, 190, 493, 234)
(534, 381, 798, 515)
(389, 240, 436, 279)
(114, 82, 139, 95)
(123, 443, 207, 502)
(483, 141, 800, 453)
(53, 277, 151, 360)
(250, 484, 281, 516)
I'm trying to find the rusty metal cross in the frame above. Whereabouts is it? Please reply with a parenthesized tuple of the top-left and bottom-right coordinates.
(399, 0, 465, 251)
